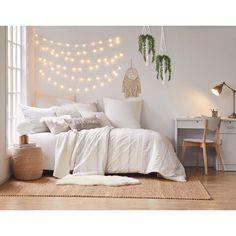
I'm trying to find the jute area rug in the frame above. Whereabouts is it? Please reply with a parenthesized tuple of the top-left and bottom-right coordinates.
(0, 176, 210, 200)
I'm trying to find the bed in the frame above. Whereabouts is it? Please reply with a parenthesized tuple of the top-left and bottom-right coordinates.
(29, 127, 186, 182)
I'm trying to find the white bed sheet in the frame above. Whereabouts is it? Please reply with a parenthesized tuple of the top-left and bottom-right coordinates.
(29, 132, 58, 170)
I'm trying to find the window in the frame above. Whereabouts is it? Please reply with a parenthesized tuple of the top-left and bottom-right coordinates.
(7, 26, 26, 146)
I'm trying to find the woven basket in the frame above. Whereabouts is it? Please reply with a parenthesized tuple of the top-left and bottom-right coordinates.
(11, 146, 43, 181)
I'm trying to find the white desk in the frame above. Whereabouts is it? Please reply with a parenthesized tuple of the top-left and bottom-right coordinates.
(175, 117, 236, 171)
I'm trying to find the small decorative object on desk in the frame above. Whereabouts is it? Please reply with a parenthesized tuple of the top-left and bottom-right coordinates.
(211, 109, 218, 117)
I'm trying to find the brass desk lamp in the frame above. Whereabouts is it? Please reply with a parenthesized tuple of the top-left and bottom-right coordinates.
(212, 82, 236, 119)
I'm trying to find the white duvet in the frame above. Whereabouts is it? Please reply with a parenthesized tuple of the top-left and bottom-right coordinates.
(53, 127, 186, 182)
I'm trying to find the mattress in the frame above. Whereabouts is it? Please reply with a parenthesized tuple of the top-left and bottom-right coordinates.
(29, 132, 58, 170)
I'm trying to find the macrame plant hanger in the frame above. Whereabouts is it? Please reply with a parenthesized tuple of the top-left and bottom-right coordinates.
(142, 26, 151, 66)
(159, 26, 168, 84)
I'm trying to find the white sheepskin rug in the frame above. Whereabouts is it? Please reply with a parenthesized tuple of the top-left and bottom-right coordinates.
(56, 175, 140, 186)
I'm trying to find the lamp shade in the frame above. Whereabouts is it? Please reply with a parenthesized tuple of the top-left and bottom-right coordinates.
(16, 121, 33, 135)
(211, 83, 224, 96)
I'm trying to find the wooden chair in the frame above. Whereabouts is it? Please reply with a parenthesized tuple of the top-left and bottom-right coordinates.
(181, 116, 224, 175)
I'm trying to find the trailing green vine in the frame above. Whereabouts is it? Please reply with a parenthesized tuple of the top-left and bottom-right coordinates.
(155, 55, 172, 81)
(138, 34, 155, 63)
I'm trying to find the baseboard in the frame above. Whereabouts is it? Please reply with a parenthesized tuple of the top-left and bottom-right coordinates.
(0, 173, 11, 185)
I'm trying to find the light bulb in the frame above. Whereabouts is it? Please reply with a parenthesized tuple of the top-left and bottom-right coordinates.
(111, 59, 115, 63)
(99, 47, 104, 51)
(60, 51, 64, 55)
(108, 78, 112, 82)
(78, 67, 82, 71)
(47, 77, 51, 81)
(64, 57, 69, 61)
(84, 87, 89, 92)
(80, 77, 84, 82)
(35, 41, 39, 45)
(82, 44, 86, 48)
(97, 59, 101, 63)
(56, 71, 60, 75)
(82, 51, 87, 55)
(57, 65, 61, 68)
(70, 58, 75, 62)
(60, 85, 64, 89)
(114, 55, 118, 59)
(119, 53, 124, 57)
(98, 41, 103, 44)
(89, 66, 93, 70)
(76, 51, 80, 55)
(104, 58, 107, 62)
(35, 34, 38, 38)
(104, 74, 108, 78)
(43, 38, 47, 42)
(95, 65, 99, 69)
(66, 43, 70, 47)
(50, 67, 55, 71)
(109, 43, 113, 47)
(74, 44, 79, 48)
(86, 59, 91, 64)
(50, 40, 54, 44)
(93, 49, 97, 53)
(76, 88, 80, 92)
(67, 51, 71, 55)
(57, 42, 62, 46)
(71, 76, 75, 80)
(80, 59, 85, 64)
(106, 62, 110, 65)
(96, 76, 100, 81)
(72, 67, 77, 71)
(38, 58, 42, 61)
(87, 77, 91, 82)
(100, 82, 104, 87)
(68, 88, 72, 92)
(91, 42, 95, 46)
(92, 85, 97, 89)
(64, 74, 68, 78)
(62, 66, 67, 70)
(55, 54, 59, 58)
(108, 38, 112, 42)
(53, 82, 57, 86)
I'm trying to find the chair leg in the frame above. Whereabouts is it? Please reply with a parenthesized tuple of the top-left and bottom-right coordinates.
(202, 145, 208, 175)
(181, 142, 187, 164)
(216, 145, 224, 172)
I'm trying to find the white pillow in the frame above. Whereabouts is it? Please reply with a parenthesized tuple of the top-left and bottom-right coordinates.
(53, 106, 82, 118)
(103, 97, 142, 128)
(61, 102, 97, 112)
(79, 111, 112, 127)
(36, 94, 75, 108)
(40, 116, 71, 135)
(19, 104, 56, 133)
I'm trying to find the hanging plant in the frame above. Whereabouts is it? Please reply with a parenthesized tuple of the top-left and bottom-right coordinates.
(138, 34, 155, 64)
(155, 55, 172, 81)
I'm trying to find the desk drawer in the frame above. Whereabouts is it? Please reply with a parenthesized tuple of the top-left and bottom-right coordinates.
(177, 120, 203, 129)
(220, 121, 236, 134)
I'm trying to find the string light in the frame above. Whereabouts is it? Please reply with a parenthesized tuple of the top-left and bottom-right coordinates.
(36, 34, 123, 94)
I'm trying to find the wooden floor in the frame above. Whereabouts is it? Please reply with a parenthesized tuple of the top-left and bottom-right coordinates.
(0, 168, 236, 210)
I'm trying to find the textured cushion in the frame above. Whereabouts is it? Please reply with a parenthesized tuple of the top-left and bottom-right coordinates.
(40, 116, 71, 135)
(19, 104, 56, 133)
(103, 97, 142, 128)
(61, 102, 97, 112)
(79, 111, 112, 127)
(65, 116, 102, 131)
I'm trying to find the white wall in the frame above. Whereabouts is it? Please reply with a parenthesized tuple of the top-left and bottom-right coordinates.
(0, 27, 10, 184)
(34, 26, 236, 142)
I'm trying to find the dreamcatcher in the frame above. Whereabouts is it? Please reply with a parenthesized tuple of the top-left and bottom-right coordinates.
(122, 59, 141, 98)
